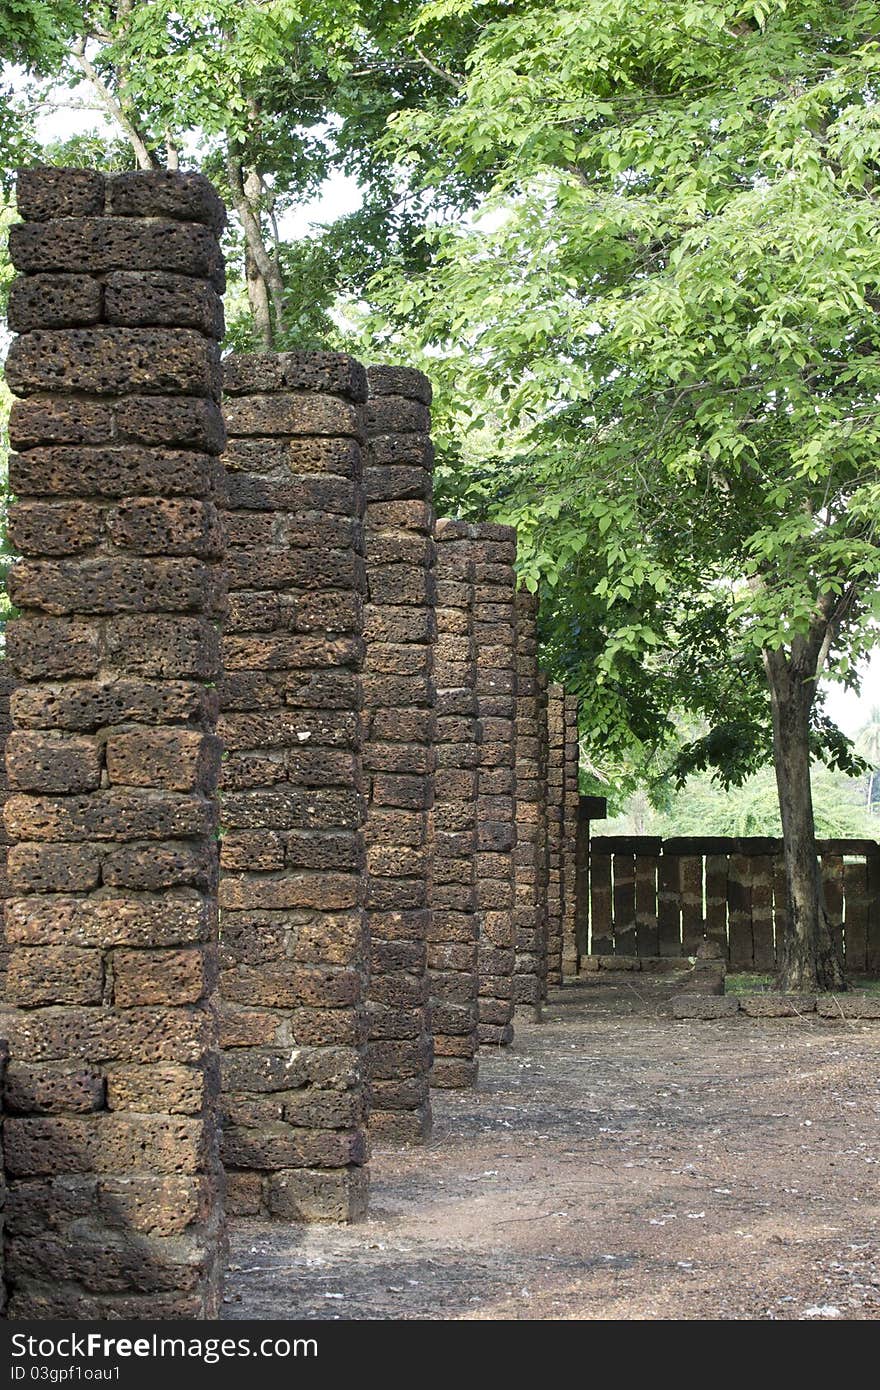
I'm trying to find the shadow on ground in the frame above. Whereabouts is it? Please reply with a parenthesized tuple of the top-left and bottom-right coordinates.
(224, 976, 880, 1320)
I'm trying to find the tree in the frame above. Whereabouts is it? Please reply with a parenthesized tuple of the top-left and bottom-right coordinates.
(855, 706, 880, 813)
(365, 0, 880, 990)
(22, 1, 493, 348)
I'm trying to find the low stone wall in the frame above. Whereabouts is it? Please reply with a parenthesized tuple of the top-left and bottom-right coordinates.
(673, 992, 880, 1020)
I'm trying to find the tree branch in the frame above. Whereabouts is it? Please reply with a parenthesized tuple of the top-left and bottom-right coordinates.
(70, 39, 159, 170)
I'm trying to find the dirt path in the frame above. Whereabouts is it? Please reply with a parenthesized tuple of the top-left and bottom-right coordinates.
(224, 975, 880, 1320)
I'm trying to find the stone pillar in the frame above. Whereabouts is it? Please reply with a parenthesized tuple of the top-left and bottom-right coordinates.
(561, 692, 581, 977)
(0, 667, 14, 1001)
(218, 351, 369, 1222)
(537, 672, 551, 1002)
(513, 591, 546, 1019)
(362, 367, 435, 1142)
(0, 1037, 7, 1316)
(471, 524, 518, 1046)
(546, 683, 565, 986)
(2, 166, 227, 1318)
(429, 521, 479, 1088)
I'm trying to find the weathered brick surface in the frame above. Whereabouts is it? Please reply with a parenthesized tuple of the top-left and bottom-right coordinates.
(537, 673, 551, 1002)
(362, 367, 435, 1140)
(561, 692, 581, 976)
(429, 521, 479, 1088)
(1, 167, 226, 1319)
(0, 1039, 7, 1315)
(471, 524, 518, 1047)
(0, 668, 14, 1003)
(218, 352, 369, 1220)
(546, 683, 565, 986)
(513, 592, 547, 1017)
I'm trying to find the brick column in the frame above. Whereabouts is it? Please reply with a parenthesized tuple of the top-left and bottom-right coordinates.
(0, 668, 13, 1001)
(362, 367, 435, 1142)
(218, 352, 369, 1222)
(471, 524, 518, 1046)
(513, 591, 546, 1019)
(546, 683, 565, 986)
(561, 692, 580, 977)
(537, 672, 551, 1002)
(0, 1038, 7, 1316)
(2, 167, 226, 1318)
(429, 521, 479, 1088)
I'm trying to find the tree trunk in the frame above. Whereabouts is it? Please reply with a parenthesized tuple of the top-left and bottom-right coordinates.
(764, 649, 846, 992)
(244, 241, 273, 350)
(225, 150, 287, 349)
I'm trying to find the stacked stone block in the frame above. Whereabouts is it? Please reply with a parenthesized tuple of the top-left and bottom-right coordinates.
(537, 673, 551, 1002)
(0, 667, 14, 999)
(1, 166, 227, 1317)
(362, 367, 435, 1142)
(472, 524, 518, 1046)
(218, 351, 369, 1222)
(513, 591, 547, 1018)
(429, 521, 480, 1088)
(561, 692, 581, 977)
(0, 1039, 7, 1316)
(546, 683, 565, 986)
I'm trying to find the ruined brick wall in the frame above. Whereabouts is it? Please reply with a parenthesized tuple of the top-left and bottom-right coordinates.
(513, 591, 547, 1018)
(471, 524, 518, 1046)
(430, 520, 479, 1088)
(546, 683, 565, 987)
(1, 167, 227, 1317)
(362, 367, 435, 1142)
(561, 693, 581, 977)
(218, 352, 369, 1222)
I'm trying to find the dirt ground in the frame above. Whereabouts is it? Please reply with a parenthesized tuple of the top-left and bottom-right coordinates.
(224, 975, 880, 1320)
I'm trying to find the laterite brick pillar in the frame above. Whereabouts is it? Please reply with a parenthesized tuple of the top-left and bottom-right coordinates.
(513, 591, 546, 1019)
(429, 520, 479, 1088)
(0, 667, 14, 1000)
(2, 166, 227, 1318)
(0, 1038, 6, 1314)
(471, 524, 518, 1046)
(362, 367, 435, 1142)
(546, 683, 565, 986)
(561, 692, 581, 977)
(218, 352, 369, 1222)
(537, 672, 551, 1003)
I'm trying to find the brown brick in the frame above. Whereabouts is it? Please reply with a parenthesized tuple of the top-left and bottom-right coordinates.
(9, 217, 224, 288)
(7, 274, 102, 331)
(5, 732, 102, 795)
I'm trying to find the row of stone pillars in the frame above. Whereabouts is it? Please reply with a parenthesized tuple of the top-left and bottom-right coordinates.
(0, 167, 583, 1318)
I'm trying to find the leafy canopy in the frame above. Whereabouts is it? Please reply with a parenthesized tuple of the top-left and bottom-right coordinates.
(366, 0, 880, 789)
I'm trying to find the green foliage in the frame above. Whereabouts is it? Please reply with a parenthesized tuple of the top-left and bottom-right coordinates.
(608, 763, 877, 840)
(367, 0, 880, 792)
(0, 0, 82, 68)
